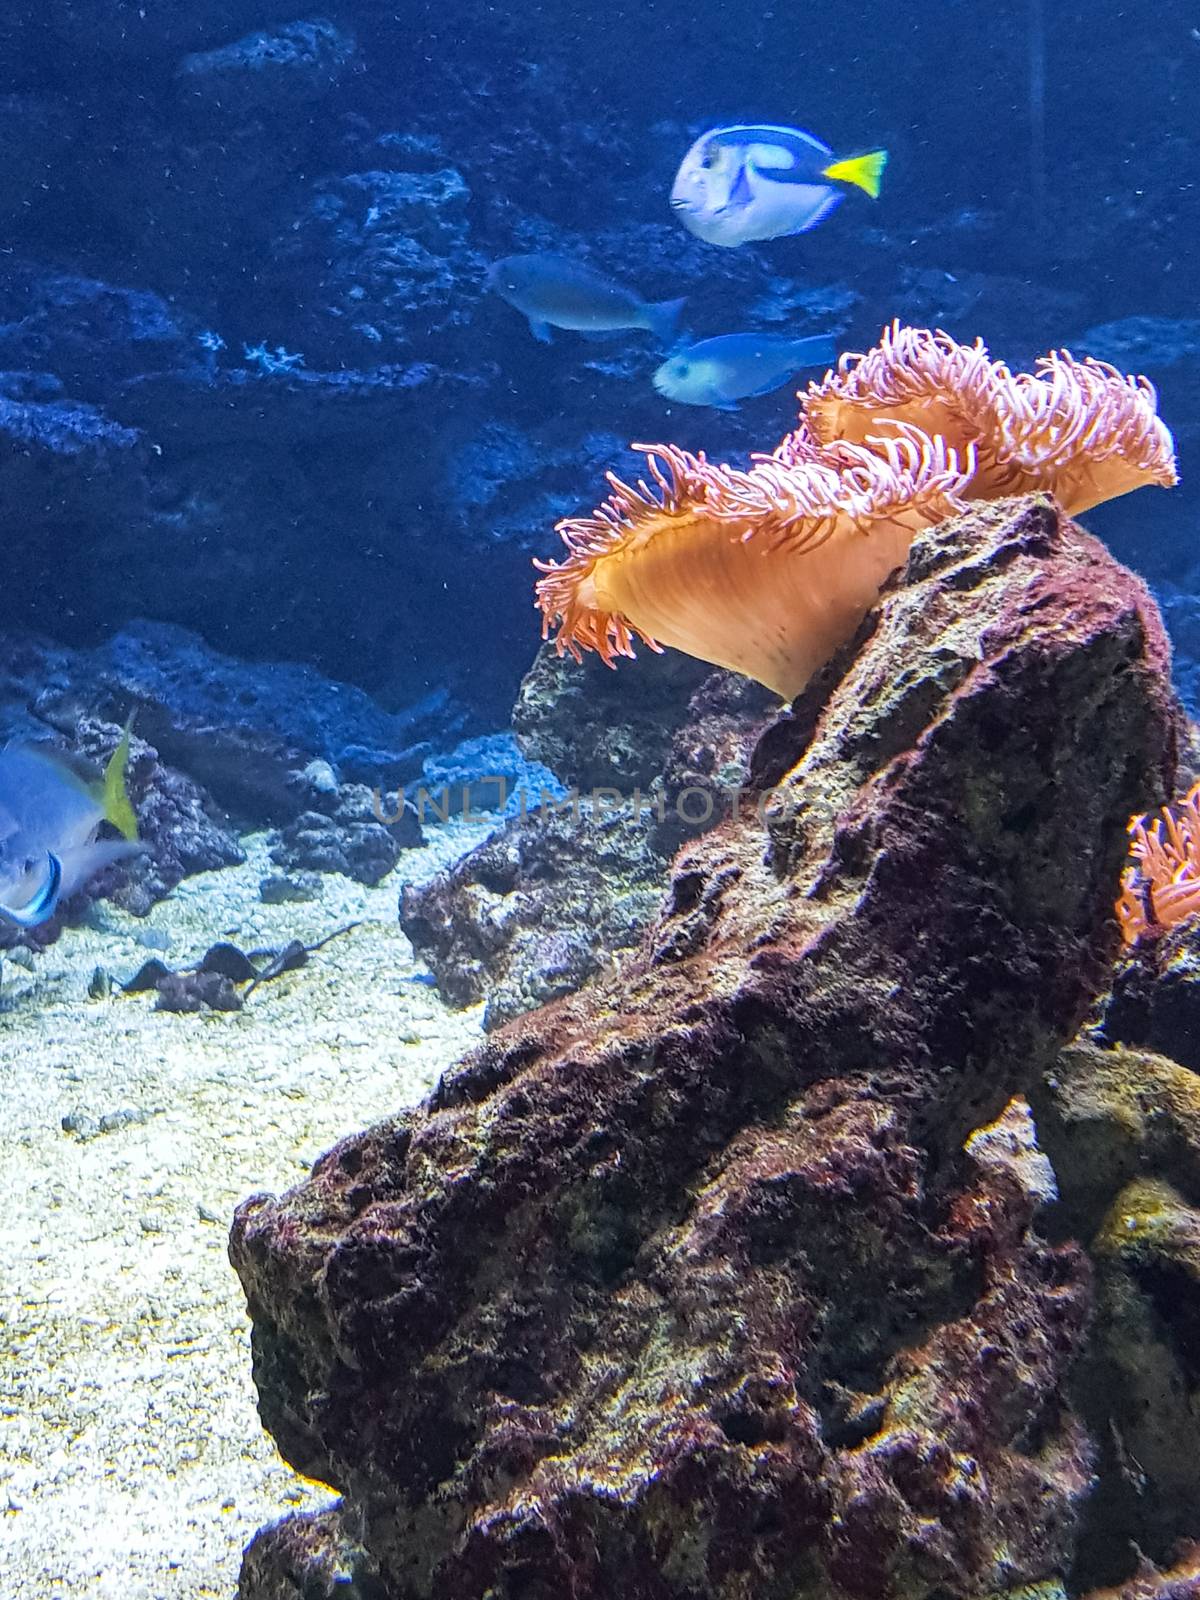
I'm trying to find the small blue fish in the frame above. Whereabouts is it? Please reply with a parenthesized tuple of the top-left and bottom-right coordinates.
(0, 732, 142, 928)
(653, 332, 837, 410)
(671, 125, 887, 248)
(487, 254, 686, 344)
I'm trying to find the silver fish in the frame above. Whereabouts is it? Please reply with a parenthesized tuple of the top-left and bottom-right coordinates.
(487, 254, 686, 344)
(0, 743, 142, 928)
(670, 125, 887, 248)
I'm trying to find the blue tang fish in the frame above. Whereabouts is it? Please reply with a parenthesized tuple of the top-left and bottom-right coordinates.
(653, 331, 837, 410)
(671, 125, 887, 248)
(0, 728, 142, 928)
(487, 254, 686, 344)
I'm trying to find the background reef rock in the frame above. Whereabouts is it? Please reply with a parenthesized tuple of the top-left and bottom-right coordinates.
(268, 784, 410, 887)
(231, 496, 1182, 1600)
(512, 645, 716, 792)
(1096, 921, 1200, 1073)
(0, 622, 460, 823)
(73, 716, 247, 916)
(398, 801, 668, 1028)
(404, 654, 777, 1026)
(0, 2, 1196, 735)
(0, 622, 471, 932)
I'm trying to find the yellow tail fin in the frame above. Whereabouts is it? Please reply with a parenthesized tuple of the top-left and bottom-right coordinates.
(822, 149, 888, 199)
(102, 717, 139, 841)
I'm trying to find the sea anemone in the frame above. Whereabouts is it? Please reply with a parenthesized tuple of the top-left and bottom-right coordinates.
(1116, 782, 1200, 945)
(802, 321, 1178, 515)
(536, 322, 1177, 697)
(534, 424, 970, 701)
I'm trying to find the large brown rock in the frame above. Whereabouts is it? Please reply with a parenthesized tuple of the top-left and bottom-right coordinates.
(232, 496, 1180, 1600)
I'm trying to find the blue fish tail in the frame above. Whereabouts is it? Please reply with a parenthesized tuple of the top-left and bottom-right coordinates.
(788, 334, 839, 371)
(644, 297, 687, 345)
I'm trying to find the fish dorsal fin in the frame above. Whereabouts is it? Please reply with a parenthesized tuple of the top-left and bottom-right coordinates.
(716, 124, 831, 158)
(100, 716, 139, 841)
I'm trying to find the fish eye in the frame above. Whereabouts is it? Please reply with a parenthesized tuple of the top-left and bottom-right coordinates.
(699, 154, 715, 170)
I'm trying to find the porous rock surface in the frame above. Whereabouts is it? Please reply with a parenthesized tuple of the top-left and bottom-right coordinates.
(231, 496, 1180, 1600)
(1034, 1041, 1200, 1583)
(271, 784, 422, 887)
(1084, 1547, 1200, 1600)
(1097, 921, 1200, 1072)
(404, 658, 777, 1026)
(512, 642, 716, 792)
(399, 800, 669, 1028)
(74, 714, 246, 915)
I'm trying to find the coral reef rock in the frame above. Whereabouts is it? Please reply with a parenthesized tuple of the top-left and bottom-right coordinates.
(271, 783, 419, 886)
(1098, 919, 1200, 1071)
(1034, 1042, 1200, 1585)
(0, 715, 244, 947)
(513, 641, 715, 792)
(232, 495, 1179, 1600)
(404, 662, 776, 1025)
(1078, 1546, 1200, 1600)
(74, 715, 245, 916)
(649, 666, 779, 855)
(22, 620, 459, 822)
(413, 730, 564, 819)
(178, 18, 356, 113)
(399, 799, 668, 1028)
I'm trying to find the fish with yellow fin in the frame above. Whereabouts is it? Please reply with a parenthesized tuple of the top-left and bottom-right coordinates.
(670, 124, 887, 247)
(0, 721, 142, 928)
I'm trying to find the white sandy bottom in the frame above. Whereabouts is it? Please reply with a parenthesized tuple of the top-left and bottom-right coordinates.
(0, 823, 494, 1599)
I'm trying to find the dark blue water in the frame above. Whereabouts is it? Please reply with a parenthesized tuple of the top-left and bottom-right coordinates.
(0, 1, 1195, 726)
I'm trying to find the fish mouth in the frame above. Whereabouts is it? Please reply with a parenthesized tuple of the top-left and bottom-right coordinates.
(668, 197, 691, 211)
